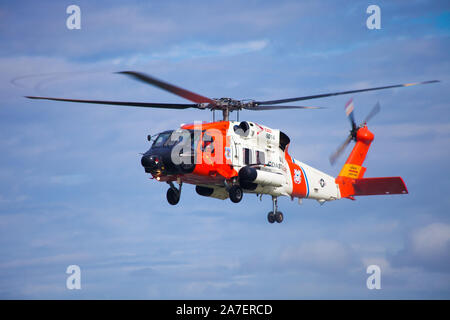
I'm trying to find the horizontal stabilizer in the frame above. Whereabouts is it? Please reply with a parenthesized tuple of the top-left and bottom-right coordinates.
(353, 177, 408, 196)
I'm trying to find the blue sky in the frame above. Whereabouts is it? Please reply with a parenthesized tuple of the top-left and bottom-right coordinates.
(0, 0, 449, 299)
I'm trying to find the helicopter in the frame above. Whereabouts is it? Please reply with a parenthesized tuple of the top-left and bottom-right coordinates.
(26, 72, 439, 223)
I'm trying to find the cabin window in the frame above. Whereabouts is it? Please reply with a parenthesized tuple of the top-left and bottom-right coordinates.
(256, 151, 265, 165)
(243, 148, 252, 165)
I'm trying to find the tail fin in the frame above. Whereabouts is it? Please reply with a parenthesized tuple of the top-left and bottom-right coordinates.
(336, 126, 408, 198)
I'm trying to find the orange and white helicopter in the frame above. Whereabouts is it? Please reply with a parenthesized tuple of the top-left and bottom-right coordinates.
(27, 72, 438, 223)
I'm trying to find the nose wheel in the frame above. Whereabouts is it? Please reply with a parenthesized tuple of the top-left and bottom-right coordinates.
(267, 197, 284, 224)
(166, 181, 182, 205)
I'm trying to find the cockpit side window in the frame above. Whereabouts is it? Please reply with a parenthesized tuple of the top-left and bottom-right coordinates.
(164, 130, 187, 147)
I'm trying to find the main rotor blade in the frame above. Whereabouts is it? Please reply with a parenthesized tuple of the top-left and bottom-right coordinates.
(257, 80, 440, 105)
(244, 105, 323, 111)
(362, 101, 381, 125)
(329, 135, 353, 165)
(117, 71, 214, 104)
(25, 96, 199, 109)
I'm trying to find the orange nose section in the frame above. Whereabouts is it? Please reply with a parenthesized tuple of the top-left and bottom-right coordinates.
(356, 126, 374, 144)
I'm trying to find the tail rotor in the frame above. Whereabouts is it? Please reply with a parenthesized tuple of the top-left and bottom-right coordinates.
(329, 99, 380, 165)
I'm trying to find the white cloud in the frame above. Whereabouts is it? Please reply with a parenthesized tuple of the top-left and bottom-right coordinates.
(112, 39, 269, 66)
(391, 223, 450, 272)
(410, 223, 450, 258)
(280, 239, 356, 272)
(0, 253, 90, 269)
(362, 257, 392, 275)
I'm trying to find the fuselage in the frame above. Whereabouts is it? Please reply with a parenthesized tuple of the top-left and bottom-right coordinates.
(141, 120, 341, 202)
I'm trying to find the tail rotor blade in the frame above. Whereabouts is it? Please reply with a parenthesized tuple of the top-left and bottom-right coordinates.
(345, 98, 357, 131)
(329, 135, 353, 165)
(362, 101, 381, 125)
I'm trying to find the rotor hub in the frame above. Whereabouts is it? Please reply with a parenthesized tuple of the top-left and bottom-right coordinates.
(211, 98, 248, 111)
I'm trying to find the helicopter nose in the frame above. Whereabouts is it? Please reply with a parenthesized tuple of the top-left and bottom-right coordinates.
(141, 155, 157, 169)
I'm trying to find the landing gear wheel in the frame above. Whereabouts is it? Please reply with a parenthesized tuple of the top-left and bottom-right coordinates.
(229, 185, 243, 203)
(267, 211, 275, 224)
(268, 196, 283, 224)
(275, 211, 284, 223)
(166, 188, 180, 205)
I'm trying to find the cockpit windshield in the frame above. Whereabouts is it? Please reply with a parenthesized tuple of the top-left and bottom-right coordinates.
(152, 130, 195, 148)
(152, 131, 173, 147)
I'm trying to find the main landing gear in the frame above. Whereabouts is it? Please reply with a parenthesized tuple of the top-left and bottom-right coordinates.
(166, 181, 182, 205)
(224, 179, 243, 203)
(267, 197, 283, 224)
(228, 185, 243, 203)
(224, 180, 283, 223)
